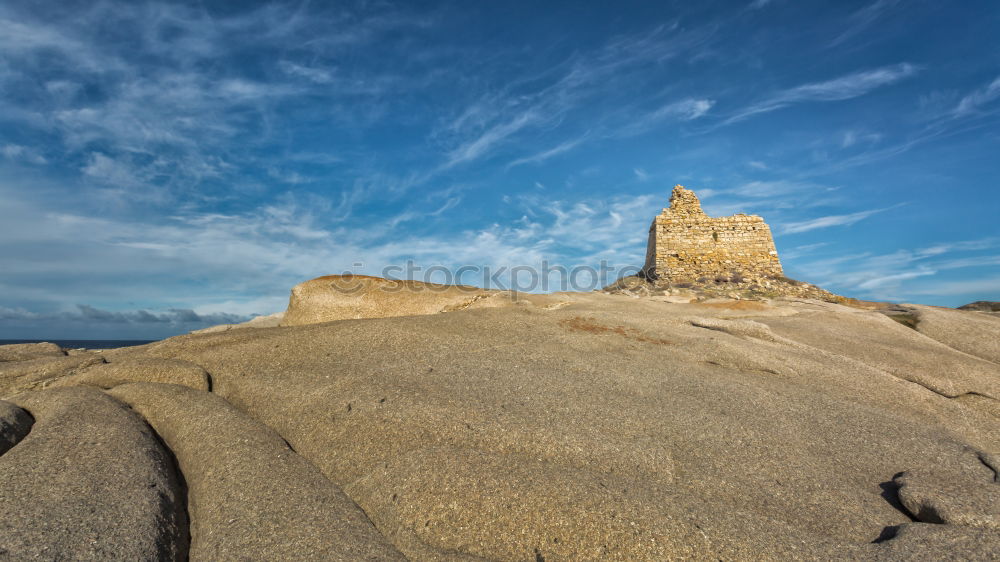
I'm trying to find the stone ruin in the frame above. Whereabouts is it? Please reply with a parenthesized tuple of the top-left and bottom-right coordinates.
(642, 185, 783, 282)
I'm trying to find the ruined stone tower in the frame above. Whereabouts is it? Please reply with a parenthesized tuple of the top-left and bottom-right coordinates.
(642, 185, 783, 282)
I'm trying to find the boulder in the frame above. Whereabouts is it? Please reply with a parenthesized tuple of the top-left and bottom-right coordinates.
(0, 399, 32, 456)
(280, 274, 510, 326)
(0, 342, 65, 362)
(903, 304, 1000, 365)
(958, 301, 1000, 312)
(893, 451, 1000, 529)
(0, 387, 186, 559)
(108, 382, 404, 560)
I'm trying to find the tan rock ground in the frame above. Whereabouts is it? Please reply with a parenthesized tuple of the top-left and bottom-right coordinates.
(108, 382, 404, 560)
(280, 274, 514, 326)
(0, 387, 186, 559)
(190, 311, 285, 335)
(51, 357, 212, 391)
(0, 342, 65, 362)
(1, 287, 998, 559)
(0, 352, 105, 396)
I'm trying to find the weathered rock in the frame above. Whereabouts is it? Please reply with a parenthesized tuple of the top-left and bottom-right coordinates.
(604, 273, 845, 303)
(50, 357, 211, 391)
(3, 287, 997, 559)
(280, 274, 511, 326)
(958, 301, 1000, 312)
(902, 304, 1000, 365)
(0, 342, 65, 362)
(0, 399, 32, 456)
(107, 382, 405, 561)
(0, 353, 105, 397)
(347, 445, 714, 560)
(131, 291, 999, 558)
(753, 304, 1000, 400)
(0, 387, 186, 560)
(190, 311, 285, 335)
(893, 450, 1000, 529)
(689, 316, 782, 342)
(870, 522, 1000, 560)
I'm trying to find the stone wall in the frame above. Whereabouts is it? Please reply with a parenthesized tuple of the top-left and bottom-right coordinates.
(642, 186, 783, 281)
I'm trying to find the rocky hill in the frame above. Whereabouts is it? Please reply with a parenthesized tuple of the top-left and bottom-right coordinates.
(1, 278, 998, 559)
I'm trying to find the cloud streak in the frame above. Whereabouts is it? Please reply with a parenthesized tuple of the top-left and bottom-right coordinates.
(781, 205, 898, 234)
(954, 76, 1000, 116)
(724, 63, 918, 124)
(829, 0, 900, 47)
(507, 135, 589, 168)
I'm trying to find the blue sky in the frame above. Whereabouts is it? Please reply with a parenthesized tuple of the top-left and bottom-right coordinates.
(1, 0, 999, 339)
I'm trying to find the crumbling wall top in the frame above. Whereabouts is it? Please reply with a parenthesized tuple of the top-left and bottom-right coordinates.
(665, 185, 706, 217)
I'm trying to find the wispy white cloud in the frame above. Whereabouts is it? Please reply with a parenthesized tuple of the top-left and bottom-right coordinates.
(780, 242, 829, 261)
(829, 0, 900, 47)
(724, 63, 918, 124)
(953, 75, 1000, 116)
(905, 276, 1000, 297)
(82, 153, 145, 189)
(279, 61, 335, 84)
(1, 144, 47, 164)
(781, 205, 897, 234)
(617, 98, 715, 137)
(0, 0, 436, 206)
(651, 98, 715, 121)
(507, 135, 588, 168)
(444, 111, 540, 168)
(793, 237, 1000, 301)
(438, 22, 720, 168)
(732, 180, 833, 198)
(633, 168, 649, 181)
(855, 268, 935, 290)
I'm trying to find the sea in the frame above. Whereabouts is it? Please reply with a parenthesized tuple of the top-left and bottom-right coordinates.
(0, 339, 156, 349)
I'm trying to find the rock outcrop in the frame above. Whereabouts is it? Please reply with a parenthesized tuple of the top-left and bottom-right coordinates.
(0, 353, 106, 396)
(108, 382, 405, 560)
(958, 301, 1000, 312)
(0, 400, 32, 456)
(0, 342, 65, 363)
(51, 357, 212, 391)
(0, 387, 187, 560)
(0, 287, 997, 559)
(190, 311, 285, 335)
(280, 274, 514, 326)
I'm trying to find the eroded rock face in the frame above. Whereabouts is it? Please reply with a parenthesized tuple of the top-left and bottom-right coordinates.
(904, 304, 1000, 364)
(107, 382, 404, 561)
(130, 292, 999, 559)
(959, 301, 1000, 312)
(0, 400, 32, 455)
(0, 342, 65, 362)
(0, 387, 186, 560)
(190, 311, 285, 335)
(0, 291, 997, 559)
(51, 357, 211, 391)
(280, 274, 514, 326)
(0, 353, 106, 397)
